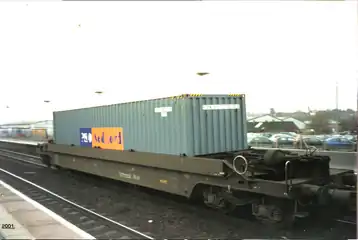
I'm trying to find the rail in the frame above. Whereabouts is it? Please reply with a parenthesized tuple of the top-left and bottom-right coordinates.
(0, 167, 154, 239)
(0, 149, 45, 167)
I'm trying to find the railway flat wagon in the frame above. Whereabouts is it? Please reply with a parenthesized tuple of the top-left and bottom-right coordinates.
(38, 94, 356, 226)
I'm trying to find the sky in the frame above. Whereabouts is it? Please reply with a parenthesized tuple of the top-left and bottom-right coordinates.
(0, 1, 356, 123)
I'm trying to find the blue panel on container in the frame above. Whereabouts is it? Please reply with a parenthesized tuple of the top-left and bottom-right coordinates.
(79, 128, 92, 147)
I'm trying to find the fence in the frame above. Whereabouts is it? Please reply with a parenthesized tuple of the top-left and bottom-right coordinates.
(249, 140, 357, 152)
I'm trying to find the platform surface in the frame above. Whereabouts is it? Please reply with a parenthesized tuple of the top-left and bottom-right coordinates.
(0, 180, 94, 239)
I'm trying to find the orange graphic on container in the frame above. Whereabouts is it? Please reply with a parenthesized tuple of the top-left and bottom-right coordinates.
(91, 127, 124, 151)
(32, 129, 47, 138)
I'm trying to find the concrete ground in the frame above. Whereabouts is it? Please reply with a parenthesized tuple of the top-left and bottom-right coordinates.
(0, 180, 94, 239)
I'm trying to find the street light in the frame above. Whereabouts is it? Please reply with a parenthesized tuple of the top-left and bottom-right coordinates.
(197, 72, 210, 76)
(94, 91, 104, 106)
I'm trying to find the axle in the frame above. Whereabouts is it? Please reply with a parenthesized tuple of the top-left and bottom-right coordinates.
(300, 184, 356, 210)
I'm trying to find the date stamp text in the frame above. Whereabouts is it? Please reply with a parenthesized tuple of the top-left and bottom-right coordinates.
(1, 224, 15, 229)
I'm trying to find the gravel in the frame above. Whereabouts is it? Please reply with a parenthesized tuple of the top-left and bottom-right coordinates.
(0, 155, 356, 239)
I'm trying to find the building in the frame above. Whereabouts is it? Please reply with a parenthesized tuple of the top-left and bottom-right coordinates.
(248, 114, 306, 131)
(247, 121, 301, 133)
(248, 115, 282, 123)
(277, 117, 306, 130)
(304, 119, 340, 133)
(0, 121, 37, 129)
(30, 120, 53, 129)
(0, 120, 53, 129)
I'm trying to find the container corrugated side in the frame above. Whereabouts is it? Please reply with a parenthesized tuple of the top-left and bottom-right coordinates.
(53, 97, 187, 155)
(184, 95, 247, 156)
(53, 94, 247, 156)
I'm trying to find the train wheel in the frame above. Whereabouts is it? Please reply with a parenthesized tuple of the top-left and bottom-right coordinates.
(253, 198, 296, 228)
(204, 198, 236, 214)
(202, 187, 236, 214)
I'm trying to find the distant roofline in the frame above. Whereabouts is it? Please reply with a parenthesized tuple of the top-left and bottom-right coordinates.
(0, 120, 52, 126)
(248, 114, 284, 122)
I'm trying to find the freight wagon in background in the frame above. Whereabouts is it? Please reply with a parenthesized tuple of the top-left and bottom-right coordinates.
(38, 94, 356, 226)
(0, 128, 10, 137)
(53, 94, 248, 156)
(0, 120, 53, 141)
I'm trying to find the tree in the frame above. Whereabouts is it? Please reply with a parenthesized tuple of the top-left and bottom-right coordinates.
(346, 108, 355, 114)
(270, 108, 276, 116)
(340, 116, 357, 132)
(309, 112, 331, 134)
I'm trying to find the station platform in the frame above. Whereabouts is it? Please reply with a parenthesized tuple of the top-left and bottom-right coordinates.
(0, 139, 42, 146)
(0, 180, 94, 239)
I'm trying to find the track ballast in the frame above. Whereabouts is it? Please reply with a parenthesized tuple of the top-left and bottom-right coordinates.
(0, 168, 153, 239)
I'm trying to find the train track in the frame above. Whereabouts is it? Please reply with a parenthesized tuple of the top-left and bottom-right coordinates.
(0, 154, 153, 239)
(0, 148, 356, 239)
(0, 149, 44, 167)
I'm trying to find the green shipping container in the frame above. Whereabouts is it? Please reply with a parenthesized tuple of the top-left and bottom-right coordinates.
(53, 94, 248, 156)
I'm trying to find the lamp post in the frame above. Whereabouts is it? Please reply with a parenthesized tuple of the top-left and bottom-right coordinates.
(95, 91, 104, 106)
(197, 72, 210, 76)
(41, 100, 54, 140)
(335, 81, 339, 110)
(335, 82, 340, 133)
(3, 106, 11, 124)
(356, 78, 358, 148)
(43, 100, 52, 121)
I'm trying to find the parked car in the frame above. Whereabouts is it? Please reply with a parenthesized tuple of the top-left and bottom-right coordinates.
(280, 132, 297, 137)
(269, 134, 292, 142)
(315, 135, 330, 141)
(261, 133, 273, 138)
(272, 136, 295, 148)
(324, 137, 356, 151)
(248, 136, 273, 147)
(294, 136, 324, 148)
(344, 135, 357, 142)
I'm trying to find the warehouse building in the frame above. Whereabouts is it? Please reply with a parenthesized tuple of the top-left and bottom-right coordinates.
(247, 114, 306, 133)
